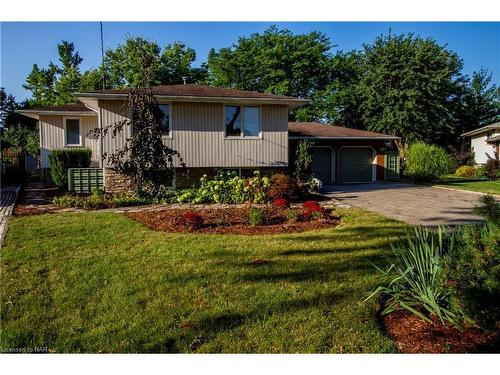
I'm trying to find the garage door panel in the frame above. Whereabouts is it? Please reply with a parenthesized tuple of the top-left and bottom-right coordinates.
(338, 147, 373, 183)
(311, 147, 332, 184)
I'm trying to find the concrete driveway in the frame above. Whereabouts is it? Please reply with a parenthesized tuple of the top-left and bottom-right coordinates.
(324, 183, 487, 226)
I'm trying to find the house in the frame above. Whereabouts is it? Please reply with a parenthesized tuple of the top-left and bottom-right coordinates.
(462, 122, 500, 164)
(17, 84, 399, 191)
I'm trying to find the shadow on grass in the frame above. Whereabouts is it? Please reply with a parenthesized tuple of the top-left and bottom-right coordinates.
(188, 289, 350, 352)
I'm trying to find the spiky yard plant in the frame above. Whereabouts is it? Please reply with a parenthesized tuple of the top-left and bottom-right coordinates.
(365, 226, 460, 324)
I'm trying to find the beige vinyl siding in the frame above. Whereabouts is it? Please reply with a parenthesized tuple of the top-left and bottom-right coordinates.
(98, 100, 289, 168)
(39, 115, 99, 168)
(98, 100, 131, 167)
(166, 102, 289, 167)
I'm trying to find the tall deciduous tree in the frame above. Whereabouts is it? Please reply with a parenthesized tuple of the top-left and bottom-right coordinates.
(207, 26, 334, 101)
(355, 33, 464, 145)
(104, 37, 206, 88)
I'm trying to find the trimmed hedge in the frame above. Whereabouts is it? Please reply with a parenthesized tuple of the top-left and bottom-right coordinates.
(48, 148, 92, 188)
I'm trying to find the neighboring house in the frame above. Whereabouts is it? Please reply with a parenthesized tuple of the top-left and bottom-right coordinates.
(17, 84, 399, 191)
(462, 122, 500, 164)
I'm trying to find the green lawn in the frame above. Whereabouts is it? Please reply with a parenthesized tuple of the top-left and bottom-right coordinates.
(434, 175, 500, 195)
(0, 208, 408, 353)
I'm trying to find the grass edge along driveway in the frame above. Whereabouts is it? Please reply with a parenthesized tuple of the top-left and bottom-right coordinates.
(1, 208, 407, 353)
(434, 175, 500, 195)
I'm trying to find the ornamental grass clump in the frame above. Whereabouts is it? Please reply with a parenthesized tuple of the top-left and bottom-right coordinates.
(364, 226, 460, 324)
(404, 142, 452, 183)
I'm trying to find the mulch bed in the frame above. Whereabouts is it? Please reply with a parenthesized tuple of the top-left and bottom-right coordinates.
(126, 206, 340, 235)
(14, 183, 61, 216)
(383, 310, 500, 353)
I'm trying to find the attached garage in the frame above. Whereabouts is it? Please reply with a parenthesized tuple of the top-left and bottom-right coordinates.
(289, 122, 400, 184)
(338, 147, 374, 182)
(311, 147, 334, 184)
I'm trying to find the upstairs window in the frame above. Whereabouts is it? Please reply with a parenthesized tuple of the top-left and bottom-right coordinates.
(225, 105, 261, 138)
(158, 104, 170, 136)
(64, 118, 81, 146)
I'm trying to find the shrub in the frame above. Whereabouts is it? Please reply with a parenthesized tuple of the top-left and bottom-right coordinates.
(474, 194, 500, 226)
(444, 224, 500, 328)
(192, 171, 270, 204)
(273, 198, 290, 208)
(48, 148, 92, 188)
(52, 193, 147, 209)
(476, 164, 487, 179)
(454, 165, 476, 178)
(308, 177, 323, 193)
(484, 158, 500, 180)
(267, 174, 300, 201)
(248, 207, 263, 226)
(294, 139, 314, 180)
(178, 211, 203, 231)
(364, 226, 460, 324)
(404, 142, 451, 183)
(302, 200, 324, 218)
(284, 208, 300, 223)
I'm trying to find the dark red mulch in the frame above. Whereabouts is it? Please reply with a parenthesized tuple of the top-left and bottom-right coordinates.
(126, 206, 340, 235)
(384, 310, 500, 353)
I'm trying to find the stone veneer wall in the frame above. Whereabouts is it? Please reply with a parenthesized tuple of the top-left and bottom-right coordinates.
(104, 168, 134, 193)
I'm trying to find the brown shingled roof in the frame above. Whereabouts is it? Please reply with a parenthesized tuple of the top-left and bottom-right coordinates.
(81, 84, 301, 101)
(288, 122, 399, 139)
(23, 102, 93, 112)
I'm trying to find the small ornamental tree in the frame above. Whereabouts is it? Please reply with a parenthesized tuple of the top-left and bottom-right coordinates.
(89, 87, 184, 195)
(294, 139, 315, 181)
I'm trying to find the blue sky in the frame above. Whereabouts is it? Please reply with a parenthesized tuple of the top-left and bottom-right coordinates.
(1, 22, 499, 101)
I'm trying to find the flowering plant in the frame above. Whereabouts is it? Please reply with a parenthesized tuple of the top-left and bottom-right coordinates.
(273, 198, 290, 208)
(308, 177, 323, 193)
(302, 200, 324, 218)
(178, 210, 204, 230)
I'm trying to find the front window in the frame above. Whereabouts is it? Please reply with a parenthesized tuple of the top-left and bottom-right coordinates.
(159, 104, 170, 136)
(65, 118, 81, 146)
(225, 105, 260, 138)
(225, 105, 242, 136)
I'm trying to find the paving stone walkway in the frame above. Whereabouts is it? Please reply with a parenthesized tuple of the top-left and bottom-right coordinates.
(0, 185, 20, 245)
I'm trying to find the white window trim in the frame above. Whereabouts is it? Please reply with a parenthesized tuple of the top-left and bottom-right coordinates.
(63, 116, 82, 147)
(158, 102, 173, 139)
(223, 104, 262, 139)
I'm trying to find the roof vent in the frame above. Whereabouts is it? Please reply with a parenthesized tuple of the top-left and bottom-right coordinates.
(182, 77, 188, 85)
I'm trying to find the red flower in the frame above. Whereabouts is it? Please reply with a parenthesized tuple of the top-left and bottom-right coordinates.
(302, 200, 324, 218)
(273, 198, 290, 208)
(178, 210, 204, 230)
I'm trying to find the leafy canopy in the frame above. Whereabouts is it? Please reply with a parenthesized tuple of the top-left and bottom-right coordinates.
(207, 26, 333, 100)
(105, 37, 206, 88)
